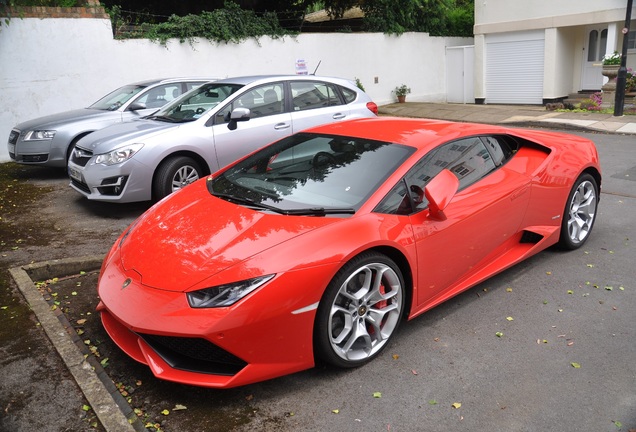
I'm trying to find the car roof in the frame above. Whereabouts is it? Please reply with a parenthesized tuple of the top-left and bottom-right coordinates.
(128, 77, 218, 87)
(212, 75, 353, 86)
(303, 117, 512, 152)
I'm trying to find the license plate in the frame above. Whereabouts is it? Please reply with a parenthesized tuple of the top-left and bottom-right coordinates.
(68, 166, 82, 182)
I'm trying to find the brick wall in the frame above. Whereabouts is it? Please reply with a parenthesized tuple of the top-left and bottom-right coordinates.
(1, 0, 109, 19)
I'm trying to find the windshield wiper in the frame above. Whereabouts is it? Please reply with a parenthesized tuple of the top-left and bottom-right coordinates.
(145, 115, 180, 123)
(282, 207, 356, 216)
(212, 193, 355, 216)
(212, 193, 285, 213)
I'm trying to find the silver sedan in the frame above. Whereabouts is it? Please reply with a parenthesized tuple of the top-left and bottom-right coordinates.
(7, 77, 214, 168)
(68, 75, 379, 203)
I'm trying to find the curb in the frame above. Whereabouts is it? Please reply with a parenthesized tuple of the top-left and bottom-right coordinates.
(9, 256, 147, 432)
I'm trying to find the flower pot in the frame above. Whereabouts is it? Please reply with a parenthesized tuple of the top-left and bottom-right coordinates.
(601, 65, 620, 92)
(397, 95, 406, 103)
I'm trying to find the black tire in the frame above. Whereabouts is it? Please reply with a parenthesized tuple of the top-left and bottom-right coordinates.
(314, 251, 405, 368)
(153, 156, 203, 201)
(557, 173, 599, 250)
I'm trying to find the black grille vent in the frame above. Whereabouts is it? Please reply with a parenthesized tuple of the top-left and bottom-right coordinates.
(71, 147, 93, 167)
(70, 178, 91, 194)
(8, 130, 19, 145)
(138, 334, 247, 376)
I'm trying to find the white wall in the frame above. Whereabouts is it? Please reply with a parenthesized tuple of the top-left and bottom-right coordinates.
(0, 17, 472, 162)
(475, 0, 631, 33)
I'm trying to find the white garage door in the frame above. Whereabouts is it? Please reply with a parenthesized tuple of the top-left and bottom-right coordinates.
(486, 33, 544, 104)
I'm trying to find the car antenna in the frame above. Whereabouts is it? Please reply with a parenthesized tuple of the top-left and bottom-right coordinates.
(311, 60, 322, 75)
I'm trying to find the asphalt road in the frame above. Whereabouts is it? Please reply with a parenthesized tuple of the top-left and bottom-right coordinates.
(1, 129, 635, 432)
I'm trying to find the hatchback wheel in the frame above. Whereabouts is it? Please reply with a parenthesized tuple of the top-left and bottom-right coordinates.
(558, 173, 598, 249)
(314, 252, 405, 368)
(153, 156, 203, 201)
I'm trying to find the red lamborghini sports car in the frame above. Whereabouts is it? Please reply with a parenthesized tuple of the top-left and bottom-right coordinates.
(96, 117, 601, 388)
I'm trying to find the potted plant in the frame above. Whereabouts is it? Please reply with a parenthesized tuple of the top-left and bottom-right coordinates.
(394, 84, 411, 103)
(601, 51, 621, 92)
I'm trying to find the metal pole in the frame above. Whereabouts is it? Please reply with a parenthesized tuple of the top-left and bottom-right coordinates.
(614, 0, 634, 116)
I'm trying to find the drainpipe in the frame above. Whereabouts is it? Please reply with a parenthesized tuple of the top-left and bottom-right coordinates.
(614, 0, 634, 116)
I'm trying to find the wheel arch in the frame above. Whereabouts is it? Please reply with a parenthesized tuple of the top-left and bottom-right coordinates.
(66, 131, 94, 160)
(151, 151, 213, 200)
(582, 166, 601, 196)
(363, 245, 414, 321)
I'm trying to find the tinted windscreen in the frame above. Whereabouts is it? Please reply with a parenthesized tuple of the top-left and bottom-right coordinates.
(89, 85, 145, 111)
(154, 83, 244, 122)
(208, 132, 415, 214)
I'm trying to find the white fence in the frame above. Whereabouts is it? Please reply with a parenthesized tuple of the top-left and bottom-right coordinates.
(0, 17, 473, 162)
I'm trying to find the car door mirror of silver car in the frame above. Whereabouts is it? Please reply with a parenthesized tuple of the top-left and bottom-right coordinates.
(128, 102, 147, 111)
(425, 169, 459, 221)
(227, 107, 251, 131)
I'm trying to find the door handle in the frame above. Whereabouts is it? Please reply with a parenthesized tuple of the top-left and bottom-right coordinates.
(274, 123, 291, 130)
(332, 113, 346, 120)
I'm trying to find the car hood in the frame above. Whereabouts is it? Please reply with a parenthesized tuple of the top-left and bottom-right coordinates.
(77, 119, 177, 152)
(14, 108, 117, 131)
(119, 181, 337, 292)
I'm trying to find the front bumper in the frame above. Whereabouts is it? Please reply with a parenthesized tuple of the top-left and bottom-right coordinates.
(68, 156, 153, 203)
(8, 129, 68, 168)
(97, 251, 327, 388)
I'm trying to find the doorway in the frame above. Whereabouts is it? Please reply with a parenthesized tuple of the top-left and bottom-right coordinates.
(581, 27, 607, 91)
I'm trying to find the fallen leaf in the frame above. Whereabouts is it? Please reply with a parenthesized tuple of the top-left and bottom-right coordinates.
(77, 319, 87, 325)
(428, 400, 438, 405)
(245, 395, 253, 401)
(161, 409, 170, 415)
(173, 404, 187, 411)
(571, 362, 581, 369)
(82, 405, 91, 411)
(332, 409, 340, 414)
(546, 271, 552, 275)
(411, 370, 418, 375)
(373, 392, 382, 398)
(392, 354, 399, 360)
(506, 316, 514, 321)
(567, 290, 574, 295)
(495, 332, 503, 338)
(506, 287, 513, 292)
(452, 402, 461, 409)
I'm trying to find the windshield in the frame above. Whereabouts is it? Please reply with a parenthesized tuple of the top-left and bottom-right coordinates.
(208, 132, 415, 215)
(150, 82, 243, 123)
(89, 85, 146, 111)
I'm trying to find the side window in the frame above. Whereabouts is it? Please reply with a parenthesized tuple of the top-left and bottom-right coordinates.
(135, 84, 179, 109)
(291, 81, 343, 111)
(340, 86, 357, 103)
(481, 135, 514, 166)
(444, 137, 497, 190)
(217, 83, 285, 122)
(375, 137, 498, 215)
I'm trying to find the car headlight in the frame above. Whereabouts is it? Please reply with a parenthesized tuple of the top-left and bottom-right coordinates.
(186, 275, 275, 308)
(94, 143, 144, 166)
(24, 130, 56, 141)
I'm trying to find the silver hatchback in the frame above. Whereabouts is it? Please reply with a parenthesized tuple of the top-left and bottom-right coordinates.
(68, 75, 378, 203)
(7, 77, 214, 168)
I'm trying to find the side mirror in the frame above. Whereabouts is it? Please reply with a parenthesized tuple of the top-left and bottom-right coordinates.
(424, 169, 459, 220)
(227, 107, 251, 131)
(128, 102, 147, 111)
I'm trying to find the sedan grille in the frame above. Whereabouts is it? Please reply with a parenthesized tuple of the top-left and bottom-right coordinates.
(71, 147, 93, 167)
(8, 129, 19, 145)
(138, 333, 248, 376)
